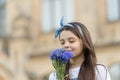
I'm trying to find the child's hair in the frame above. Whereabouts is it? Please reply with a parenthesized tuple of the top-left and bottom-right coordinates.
(59, 22, 97, 80)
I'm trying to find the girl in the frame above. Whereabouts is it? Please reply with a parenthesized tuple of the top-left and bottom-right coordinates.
(49, 19, 111, 80)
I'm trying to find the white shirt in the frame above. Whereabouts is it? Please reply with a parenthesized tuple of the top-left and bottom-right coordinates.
(49, 64, 111, 80)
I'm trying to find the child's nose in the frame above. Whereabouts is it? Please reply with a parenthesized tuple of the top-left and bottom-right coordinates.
(64, 42, 70, 49)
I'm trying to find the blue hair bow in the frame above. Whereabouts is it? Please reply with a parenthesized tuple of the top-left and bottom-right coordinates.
(55, 17, 64, 38)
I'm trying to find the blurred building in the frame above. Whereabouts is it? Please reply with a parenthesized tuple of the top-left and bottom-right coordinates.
(0, 0, 120, 80)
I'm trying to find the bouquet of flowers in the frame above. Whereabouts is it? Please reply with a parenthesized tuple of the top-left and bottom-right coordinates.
(50, 49, 73, 80)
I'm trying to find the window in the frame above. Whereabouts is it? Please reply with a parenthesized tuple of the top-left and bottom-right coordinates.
(0, 0, 6, 38)
(109, 63, 120, 80)
(41, 0, 74, 32)
(106, 0, 120, 22)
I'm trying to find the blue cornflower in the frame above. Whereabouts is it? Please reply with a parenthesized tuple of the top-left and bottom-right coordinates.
(50, 49, 59, 60)
(49, 49, 73, 80)
(50, 49, 73, 62)
(58, 51, 73, 63)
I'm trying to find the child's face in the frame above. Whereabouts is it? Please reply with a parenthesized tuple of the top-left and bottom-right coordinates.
(59, 30, 83, 58)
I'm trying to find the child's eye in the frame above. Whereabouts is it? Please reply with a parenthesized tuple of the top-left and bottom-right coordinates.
(60, 41, 65, 45)
(69, 40, 74, 43)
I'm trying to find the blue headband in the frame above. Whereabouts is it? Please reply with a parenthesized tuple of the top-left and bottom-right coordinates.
(55, 17, 64, 38)
(55, 17, 83, 38)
